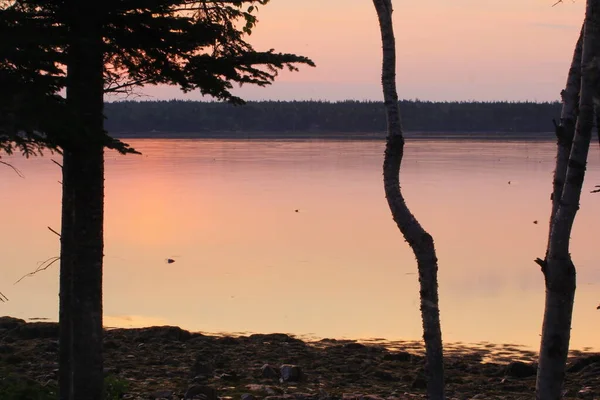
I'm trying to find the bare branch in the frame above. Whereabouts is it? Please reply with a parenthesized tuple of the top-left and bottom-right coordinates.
(534, 257, 547, 272)
(48, 226, 61, 237)
(0, 160, 24, 178)
(51, 159, 62, 168)
(14, 256, 60, 285)
(0, 291, 8, 302)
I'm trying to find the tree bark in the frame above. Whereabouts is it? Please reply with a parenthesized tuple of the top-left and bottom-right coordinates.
(59, 2, 105, 400)
(549, 25, 583, 234)
(536, 2, 600, 398)
(372, 1, 444, 399)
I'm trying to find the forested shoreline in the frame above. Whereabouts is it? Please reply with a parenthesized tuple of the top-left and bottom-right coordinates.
(104, 100, 561, 138)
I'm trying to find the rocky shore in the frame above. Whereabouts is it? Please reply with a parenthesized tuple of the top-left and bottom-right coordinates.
(0, 317, 598, 399)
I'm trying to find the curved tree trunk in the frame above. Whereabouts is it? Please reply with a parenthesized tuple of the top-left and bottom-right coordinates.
(372, 1, 444, 399)
(59, 2, 105, 400)
(536, 2, 600, 398)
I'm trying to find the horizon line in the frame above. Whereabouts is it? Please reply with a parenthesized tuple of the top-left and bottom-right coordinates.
(105, 99, 562, 104)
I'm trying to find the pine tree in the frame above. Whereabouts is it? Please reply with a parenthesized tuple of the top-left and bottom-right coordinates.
(1, 2, 314, 399)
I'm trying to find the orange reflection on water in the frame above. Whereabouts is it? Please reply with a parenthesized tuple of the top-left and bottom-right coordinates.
(1, 138, 599, 351)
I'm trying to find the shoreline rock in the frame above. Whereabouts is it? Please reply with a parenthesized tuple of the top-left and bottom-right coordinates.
(0, 317, 598, 399)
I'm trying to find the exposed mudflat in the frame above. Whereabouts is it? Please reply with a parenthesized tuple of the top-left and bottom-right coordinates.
(0, 317, 598, 399)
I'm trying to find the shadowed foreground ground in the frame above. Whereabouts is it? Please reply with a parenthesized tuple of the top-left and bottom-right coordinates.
(0, 317, 598, 400)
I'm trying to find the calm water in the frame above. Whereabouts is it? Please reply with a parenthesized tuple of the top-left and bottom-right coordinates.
(1, 139, 599, 350)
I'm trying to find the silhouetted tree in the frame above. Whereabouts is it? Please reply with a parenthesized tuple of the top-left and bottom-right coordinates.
(372, 1, 444, 399)
(534, 1, 600, 398)
(1, 1, 313, 399)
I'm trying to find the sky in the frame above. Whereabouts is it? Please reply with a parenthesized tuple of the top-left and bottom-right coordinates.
(125, 0, 586, 103)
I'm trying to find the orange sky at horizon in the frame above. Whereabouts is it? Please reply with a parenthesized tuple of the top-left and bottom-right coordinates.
(121, 0, 586, 103)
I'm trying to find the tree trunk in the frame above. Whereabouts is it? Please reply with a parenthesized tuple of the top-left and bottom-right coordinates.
(549, 25, 583, 233)
(371, 1, 444, 399)
(59, 2, 105, 400)
(536, 2, 600, 398)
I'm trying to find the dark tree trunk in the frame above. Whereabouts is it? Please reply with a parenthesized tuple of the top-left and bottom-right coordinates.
(536, 2, 600, 398)
(59, 2, 105, 400)
(372, 1, 445, 399)
(549, 25, 583, 231)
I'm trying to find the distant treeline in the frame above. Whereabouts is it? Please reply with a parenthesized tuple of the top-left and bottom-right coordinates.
(104, 100, 562, 135)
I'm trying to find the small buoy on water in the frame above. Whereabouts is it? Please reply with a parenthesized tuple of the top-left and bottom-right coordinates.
(533, 220, 538, 224)
(166, 258, 176, 264)
(295, 209, 299, 213)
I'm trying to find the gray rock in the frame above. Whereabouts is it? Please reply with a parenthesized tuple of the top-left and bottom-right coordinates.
(104, 340, 119, 350)
(411, 376, 427, 389)
(343, 342, 366, 350)
(262, 364, 280, 379)
(249, 333, 302, 344)
(219, 336, 240, 346)
(577, 386, 596, 399)
(382, 351, 412, 362)
(504, 361, 536, 378)
(185, 385, 217, 400)
(292, 393, 317, 400)
(10, 322, 59, 339)
(244, 384, 278, 395)
(191, 375, 209, 383)
(192, 356, 214, 376)
(135, 326, 192, 342)
(264, 396, 295, 400)
(150, 390, 173, 399)
(373, 370, 398, 382)
(342, 394, 384, 400)
(336, 363, 361, 373)
(280, 364, 303, 382)
(0, 316, 26, 330)
(567, 355, 600, 373)
(218, 371, 239, 381)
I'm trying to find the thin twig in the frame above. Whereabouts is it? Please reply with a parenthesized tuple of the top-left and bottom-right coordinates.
(51, 159, 62, 168)
(14, 256, 60, 285)
(47, 226, 61, 237)
(0, 291, 8, 302)
(552, 0, 563, 6)
(0, 160, 24, 178)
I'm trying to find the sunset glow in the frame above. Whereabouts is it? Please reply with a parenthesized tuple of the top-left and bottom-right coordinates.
(131, 0, 586, 102)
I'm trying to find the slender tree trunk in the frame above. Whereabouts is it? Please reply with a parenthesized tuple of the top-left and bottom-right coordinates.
(548, 25, 583, 234)
(536, 2, 600, 398)
(58, 159, 74, 400)
(372, 1, 444, 399)
(59, 2, 105, 400)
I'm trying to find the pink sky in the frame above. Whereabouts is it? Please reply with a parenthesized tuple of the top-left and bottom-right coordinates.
(128, 0, 585, 102)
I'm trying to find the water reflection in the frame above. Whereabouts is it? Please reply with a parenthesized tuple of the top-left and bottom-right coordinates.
(1, 139, 598, 350)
